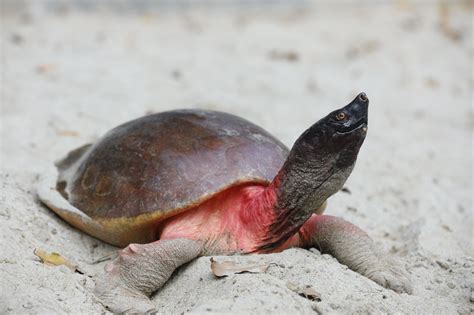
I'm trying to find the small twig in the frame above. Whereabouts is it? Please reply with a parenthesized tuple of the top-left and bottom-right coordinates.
(91, 252, 117, 264)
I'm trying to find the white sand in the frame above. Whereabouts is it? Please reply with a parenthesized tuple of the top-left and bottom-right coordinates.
(1, 1, 472, 314)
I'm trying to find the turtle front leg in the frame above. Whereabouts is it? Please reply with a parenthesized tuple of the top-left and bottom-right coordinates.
(299, 214, 413, 294)
(95, 238, 202, 313)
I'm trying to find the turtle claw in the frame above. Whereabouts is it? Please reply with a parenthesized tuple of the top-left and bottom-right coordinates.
(94, 239, 202, 314)
(367, 259, 413, 294)
(94, 252, 156, 314)
(95, 281, 156, 314)
(94, 254, 156, 314)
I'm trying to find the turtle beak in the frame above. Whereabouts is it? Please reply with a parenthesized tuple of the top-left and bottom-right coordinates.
(345, 92, 369, 132)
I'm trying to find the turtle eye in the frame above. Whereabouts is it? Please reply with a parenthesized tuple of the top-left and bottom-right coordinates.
(336, 112, 347, 121)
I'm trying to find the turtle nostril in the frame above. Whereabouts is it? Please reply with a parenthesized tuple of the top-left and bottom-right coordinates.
(358, 92, 368, 102)
(359, 92, 368, 102)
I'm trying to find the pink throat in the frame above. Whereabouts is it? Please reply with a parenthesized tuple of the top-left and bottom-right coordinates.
(158, 182, 281, 253)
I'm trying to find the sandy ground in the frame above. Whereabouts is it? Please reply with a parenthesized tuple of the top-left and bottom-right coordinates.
(1, 1, 473, 314)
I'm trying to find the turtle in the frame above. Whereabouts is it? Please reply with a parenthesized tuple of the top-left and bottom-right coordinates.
(37, 93, 412, 313)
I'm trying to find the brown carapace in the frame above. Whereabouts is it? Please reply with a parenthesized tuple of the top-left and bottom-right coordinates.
(51, 110, 289, 247)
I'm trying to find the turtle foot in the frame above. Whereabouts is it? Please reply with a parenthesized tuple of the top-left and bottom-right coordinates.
(299, 215, 413, 295)
(95, 281, 156, 314)
(94, 244, 159, 314)
(94, 239, 202, 314)
(366, 258, 413, 294)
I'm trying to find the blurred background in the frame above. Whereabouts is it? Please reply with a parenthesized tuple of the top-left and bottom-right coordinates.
(0, 1, 472, 313)
(1, 1, 471, 154)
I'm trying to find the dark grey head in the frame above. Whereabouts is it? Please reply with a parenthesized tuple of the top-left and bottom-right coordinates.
(292, 92, 368, 166)
(262, 93, 369, 250)
(297, 92, 368, 170)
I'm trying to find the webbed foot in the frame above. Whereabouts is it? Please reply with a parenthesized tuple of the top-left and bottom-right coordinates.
(96, 281, 156, 314)
(366, 258, 412, 294)
(94, 239, 202, 314)
(300, 215, 413, 294)
(95, 245, 156, 314)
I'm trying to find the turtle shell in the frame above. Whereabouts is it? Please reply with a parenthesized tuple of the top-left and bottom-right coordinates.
(51, 110, 289, 245)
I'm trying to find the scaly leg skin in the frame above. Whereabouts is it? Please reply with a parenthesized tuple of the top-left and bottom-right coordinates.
(300, 214, 413, 294)
(95, 238, 202, 314)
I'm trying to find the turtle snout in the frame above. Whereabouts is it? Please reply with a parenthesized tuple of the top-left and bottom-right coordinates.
(358, 92, 368, 103)
(352, 92, 369, 112)
(346, 93, 368, 126)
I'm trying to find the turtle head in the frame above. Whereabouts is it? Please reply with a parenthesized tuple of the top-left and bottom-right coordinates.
(327, 92, 368, 136)
(303, 92, 368, 168)
(264, 93, 369, 250)
(287, 92, 368, 173)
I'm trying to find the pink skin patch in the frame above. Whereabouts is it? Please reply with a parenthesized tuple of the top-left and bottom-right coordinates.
(158, 184, 280, 253)
(157, 181, 332, 254)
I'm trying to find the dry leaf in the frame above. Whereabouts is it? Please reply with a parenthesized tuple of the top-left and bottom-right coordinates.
(34, 248, 79, 272)
(287, 282, 322, 302)
(210, 258, 270, 277)
(300, 285, 321, 301)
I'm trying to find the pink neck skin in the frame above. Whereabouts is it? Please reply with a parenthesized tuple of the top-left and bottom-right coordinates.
(158, 179, 283, 254)
(239, 180, 279, 237)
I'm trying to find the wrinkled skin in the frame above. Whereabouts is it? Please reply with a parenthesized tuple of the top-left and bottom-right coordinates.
(41, 93, 413, 313)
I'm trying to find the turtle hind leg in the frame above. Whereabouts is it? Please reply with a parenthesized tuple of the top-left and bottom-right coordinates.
(54, 143, 92, 200)
(36, 160, 112, 243)
(299, 214, 413, 294)
(95, 238, 202, 314)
